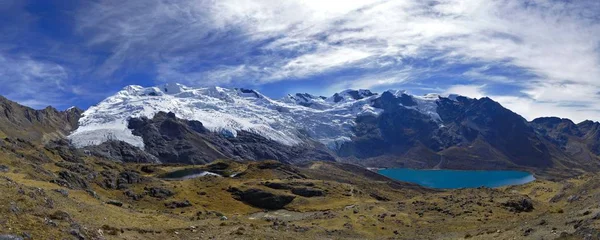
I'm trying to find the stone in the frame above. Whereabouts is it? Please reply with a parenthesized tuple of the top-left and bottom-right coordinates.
(140, 165, 157, 173)
(86, 190, 99, 199)
(116, 171, 145, 189)
(165, 200, 192, 209)
(567, 195, 580, 202)
(522, 228, 534, 236)
(69, 229, 85, 240)
(49, 210, 71, 221)
(502, 198, 534, 213)
(106, 200, 123, 207)
(53, 171, 89, 190)
(0, 235, 24, 240)
(124, 190, 144, 201)
(9, 202, 19, 214)
(145, 186, 174, 199)
(53, 189, 69, 197)
(370, 193, 390, 202)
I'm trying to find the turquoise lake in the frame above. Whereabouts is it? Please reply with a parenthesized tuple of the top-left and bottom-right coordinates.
(378, 168, 535, 189)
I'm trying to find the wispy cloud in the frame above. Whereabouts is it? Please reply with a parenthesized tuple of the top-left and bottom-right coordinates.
(1, 0, 600, 121)
(0, 54, 73, 108)
(75, 0, 600, 82)
(444, 84, 487, 99)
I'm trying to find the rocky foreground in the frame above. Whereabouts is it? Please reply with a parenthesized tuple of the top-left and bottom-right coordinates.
(1, 138, 599, 240)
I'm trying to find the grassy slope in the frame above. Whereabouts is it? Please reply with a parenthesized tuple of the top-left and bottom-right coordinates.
(1, 141, 599, 239)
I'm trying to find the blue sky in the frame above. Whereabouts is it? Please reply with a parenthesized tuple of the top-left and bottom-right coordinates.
(1, 0, 600, 122)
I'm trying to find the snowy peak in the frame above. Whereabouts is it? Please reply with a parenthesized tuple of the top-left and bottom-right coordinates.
(291, 93, 326, 102)
(281, 93, 328, 109)
(162, 83, 188, 94)
(329, 89, 377, 103)
(68, 83, 454, 151)
(235, 88, 265, 99)
(119, 83, 189, 97)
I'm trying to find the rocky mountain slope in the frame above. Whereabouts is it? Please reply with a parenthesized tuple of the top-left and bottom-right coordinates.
(125, 111, 335, 164)
(65, 84, 599, 175)
(68, 84, 387, 150)
(0, 96, 82, 145)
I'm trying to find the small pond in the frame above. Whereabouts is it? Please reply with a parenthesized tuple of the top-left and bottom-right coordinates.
(159, 168, 221, 180)
(378, 168, 535, 189)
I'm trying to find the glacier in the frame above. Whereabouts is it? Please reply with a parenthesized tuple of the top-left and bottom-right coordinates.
(68, 83, 443, 150)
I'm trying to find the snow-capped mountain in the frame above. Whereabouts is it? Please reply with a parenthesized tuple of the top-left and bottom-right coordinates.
(68, 83, 442, 150)
(2, 83, 596, 171)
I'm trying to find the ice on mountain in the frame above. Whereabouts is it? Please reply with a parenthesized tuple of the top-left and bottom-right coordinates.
(162, 83, 186, 94)
(412, 95, 442, 122)
(68, 83, 446, 151)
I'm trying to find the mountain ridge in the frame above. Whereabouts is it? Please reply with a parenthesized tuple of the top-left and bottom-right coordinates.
(57, 83, 600, 175)
(1, 92, 599, 239)
(0, 83, 598, 175)
(0, 95, 82, 145)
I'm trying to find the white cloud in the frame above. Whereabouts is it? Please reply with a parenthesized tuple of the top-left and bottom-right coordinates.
(0, 54, 72, 108)
(444, 84, 487, 99)
(462, 65, 515, 84)
(445, 83, 600, 123)
(272, 47, 373, 80)
(493, 95, 600, 124)
(67, 0, 600, 121)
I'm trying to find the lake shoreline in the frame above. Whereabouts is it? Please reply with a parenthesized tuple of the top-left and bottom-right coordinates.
(377, 168, 535, 189)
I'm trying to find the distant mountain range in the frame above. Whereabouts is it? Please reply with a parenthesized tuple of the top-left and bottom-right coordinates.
(2, 83, 599, 176)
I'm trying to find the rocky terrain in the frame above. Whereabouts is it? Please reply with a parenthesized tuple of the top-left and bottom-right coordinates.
(125, 111, 335, 164)
(0, 96, 81, 145)
(1, 137, 600, 239)
(0, 91, 600, 239)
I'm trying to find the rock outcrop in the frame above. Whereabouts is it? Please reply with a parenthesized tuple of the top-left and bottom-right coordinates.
(0, 96, 81, 145)
(228, 188, 295, 209)
(127, 112, 336, 164)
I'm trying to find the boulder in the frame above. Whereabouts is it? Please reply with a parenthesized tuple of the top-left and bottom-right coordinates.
(140, 165, 157, 173)
(145, 187, 174, 199)
(165, 200, 192, 209)
(53, 189, 69, 197)
(52, 171, 89, 189)
(45, 140, 85, 163)
(502, 198, 534, 212)
(49, 210, 71, 221)
(229, 188, 295, 210)
(291, 187, 325, 197)
(567, 195, 580, 202)
(55, 162, 94, 176)
(124, 190, 144, 201)
(106, 200, 124, 207)
(116, 171, 145, 189)
(370, 193, 390, 202)
(0, 235, 24, 240)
